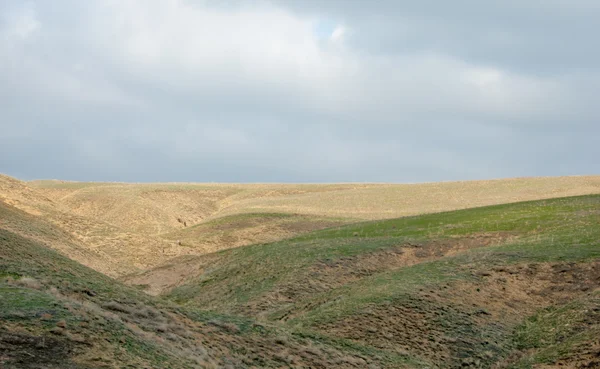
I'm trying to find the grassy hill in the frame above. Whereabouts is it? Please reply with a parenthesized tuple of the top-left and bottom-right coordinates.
(2, 174, 600, 367)
(157, 195, 600, 368)
(0, 200, 411, 368)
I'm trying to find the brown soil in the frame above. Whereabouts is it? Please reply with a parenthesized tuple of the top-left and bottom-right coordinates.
(169, 313, 383, 369)
(245, 232, 516, 316)
(0, 326, 84, 369)
(317, 261, 600, 368)
(123, 254, 222, 296)
(448, 261, 600, 320)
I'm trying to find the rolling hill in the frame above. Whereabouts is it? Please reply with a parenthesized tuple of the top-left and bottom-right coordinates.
(2, 173, 600, 368)
(27, 175, 600, 277)
(0, 199, 411, 368)
(159, 195, 600, 367)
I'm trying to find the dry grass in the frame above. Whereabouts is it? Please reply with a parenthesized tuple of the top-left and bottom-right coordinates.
(161, 213, 348, 255)
(1, 174, 598, 279)
(212, 176, 600, 220)
(30, 175, 600, 225)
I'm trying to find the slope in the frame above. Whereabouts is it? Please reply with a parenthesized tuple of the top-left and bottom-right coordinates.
(30, 176, 600, 260)
(3, 176, 259, 276)
(1, 176, 178, 276)
(162, 195, 600, 368)
(0, 200, 412, 368)
(160, 212, 348, 254)
(32, 176, 600, 226)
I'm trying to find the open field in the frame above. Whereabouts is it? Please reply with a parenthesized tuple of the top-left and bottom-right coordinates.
(2, 173, 600, 368)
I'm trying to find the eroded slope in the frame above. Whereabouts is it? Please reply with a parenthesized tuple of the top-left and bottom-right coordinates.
(162, 195, 600, 368)
(0, 202, 409, 368)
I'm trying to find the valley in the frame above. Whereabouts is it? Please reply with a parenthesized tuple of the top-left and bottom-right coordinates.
(1, 174, 599, 368)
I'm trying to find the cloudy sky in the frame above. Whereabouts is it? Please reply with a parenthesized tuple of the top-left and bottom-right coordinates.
(1, 1, 598, 182)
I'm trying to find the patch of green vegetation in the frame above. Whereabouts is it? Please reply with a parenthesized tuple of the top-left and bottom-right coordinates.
(0, 271, 21, 279)
(184, 309, 261, 334)
(280, 259, 469, 327)
(508, 292, 600, 368)
(298, 195, 600, 241)
(163, 212, 349, 244)
(111, 330, 183, 367)
(292, 328, 430, 368)
(0, 225, 147, 304)
(281, 226, 599, 329)
(0, 286, 68, 323)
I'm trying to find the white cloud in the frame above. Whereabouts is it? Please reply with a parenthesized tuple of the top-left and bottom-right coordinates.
(465, 67, 503, 87)
(1, 0, 577, 123)
(88, 1, 345, 91)
(330, 26, 345, 41)
(0, 0, 599, 182)
(1, 2, 40, 40)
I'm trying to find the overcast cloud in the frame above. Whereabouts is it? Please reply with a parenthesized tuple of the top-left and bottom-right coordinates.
(1, 0, 598, 182)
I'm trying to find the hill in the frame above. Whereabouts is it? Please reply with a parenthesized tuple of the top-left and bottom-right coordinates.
(27, 175, 600, 276)
(0, 200, 407, 368)
(1, 172, 599, 367)
(31, 176, 600, 226)
(152, 195, 599, 368)
(1, 175, 173, 277)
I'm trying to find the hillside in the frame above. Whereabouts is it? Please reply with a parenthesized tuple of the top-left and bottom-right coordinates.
(0, 200, 408, 368)
(31, 176, 600, 226)
(152, 195, 600, 368)
(1, 175, 174, 277)
(1, 174, 599, 278)
(27, 175, 600, 275)
(2, 172, 599, 368)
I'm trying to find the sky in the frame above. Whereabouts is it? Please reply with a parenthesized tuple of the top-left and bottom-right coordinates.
(1, 0, 599, 183)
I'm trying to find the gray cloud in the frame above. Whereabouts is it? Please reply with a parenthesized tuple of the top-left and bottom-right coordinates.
(0, 0, 598, 182)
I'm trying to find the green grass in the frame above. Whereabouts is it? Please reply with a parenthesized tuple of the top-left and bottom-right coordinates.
(290, 328, 431, 368)
(1, 202, 409, 368)
(0, 228, 141, 302)
(0, 286, 69, 324)
(299, 194, 599, 240)
(509, 292, 600, 368)
(163, 195, 599, 368)
(168, 195, 600, 314)
(0, 214, 218, 367)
